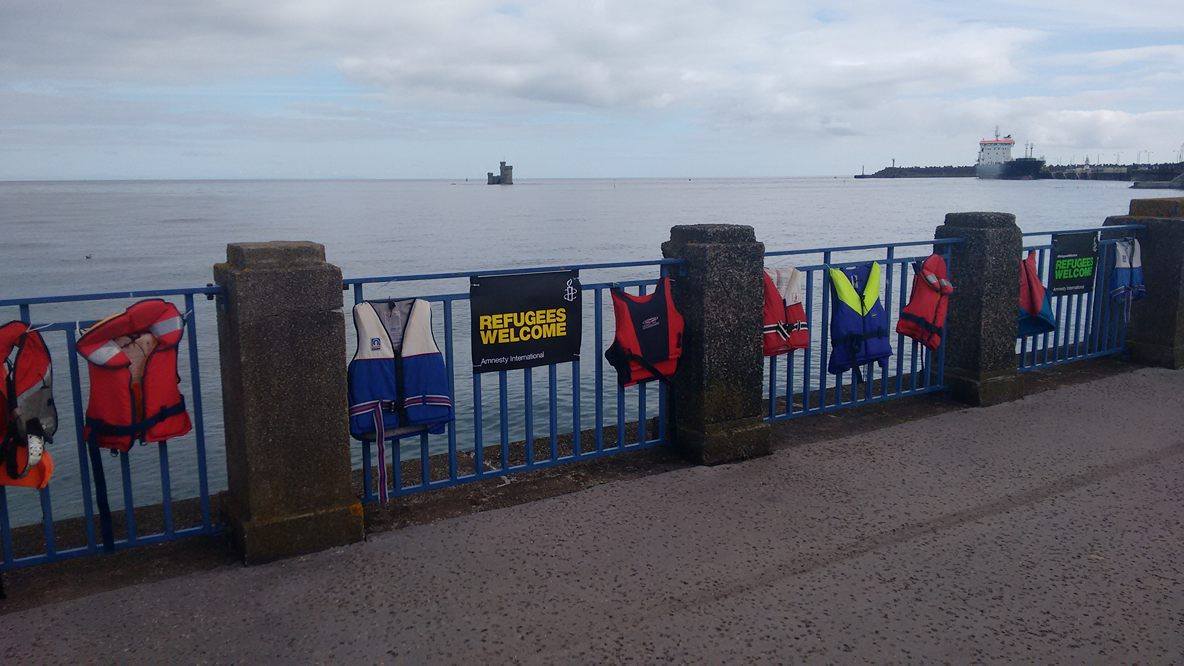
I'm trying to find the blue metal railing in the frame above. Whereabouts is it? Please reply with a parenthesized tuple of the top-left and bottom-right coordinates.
(0, 285, 221, 572)
(1017, 224, 1144, 371)
(343, 259, 682, 502)
(762, 238, 963, 420)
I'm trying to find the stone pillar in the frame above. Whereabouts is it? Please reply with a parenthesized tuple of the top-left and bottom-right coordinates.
(1104, 197, 1184, 368)
(935, 212, 1023, 406)
(214, 241, 363, 563)
(661, 225, 770, 464)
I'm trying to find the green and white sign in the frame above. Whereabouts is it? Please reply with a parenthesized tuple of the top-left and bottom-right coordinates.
(1049, 231, 1098, 295)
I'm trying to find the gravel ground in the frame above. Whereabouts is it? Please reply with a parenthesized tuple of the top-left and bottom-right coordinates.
(2, 367, 1182, 663)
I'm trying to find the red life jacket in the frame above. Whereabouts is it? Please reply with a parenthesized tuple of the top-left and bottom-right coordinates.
(1017, 251, 1056, 337)
(0, 321, 57, 489)
(762, 267, 809, 356)
(605, 277, 685, 386)
(77, 299, 191, 452)
(896, 254, 954, 350)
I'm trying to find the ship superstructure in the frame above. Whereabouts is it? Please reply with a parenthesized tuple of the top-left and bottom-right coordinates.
(976, 127, 1015, 179)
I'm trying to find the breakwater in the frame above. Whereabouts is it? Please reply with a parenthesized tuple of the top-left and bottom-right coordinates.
(855, 165, 974, 179)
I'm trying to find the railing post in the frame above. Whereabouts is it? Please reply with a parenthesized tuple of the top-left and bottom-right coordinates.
(1105, 197, 1184, 368)
(213, 241, 363, 563)
(935, 212, 1023, 406)
(661, 225, 770, 464)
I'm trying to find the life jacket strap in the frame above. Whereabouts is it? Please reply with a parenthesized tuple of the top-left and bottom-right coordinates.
(2, 371, 33, 480)
(622, 352, 673, 386)
(899, 312, 942, 335)
(833, 329, 889, 347)
(349, 400, 391, 504)
(84, 400, 187, 440)
(85, 431, 115, 551)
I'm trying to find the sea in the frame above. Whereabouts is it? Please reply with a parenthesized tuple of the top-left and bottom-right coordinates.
(0, 177, 1141, 527)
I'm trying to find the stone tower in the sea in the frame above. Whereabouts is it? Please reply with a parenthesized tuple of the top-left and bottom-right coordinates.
(487, 161, 513, 185)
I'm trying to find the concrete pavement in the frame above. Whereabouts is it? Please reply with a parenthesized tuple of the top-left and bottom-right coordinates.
(3, 368, 1183, 662)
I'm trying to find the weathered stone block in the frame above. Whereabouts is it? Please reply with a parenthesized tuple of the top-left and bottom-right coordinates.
(935, 212, 1023, 406)
(1129, 197, 1184, 219)
(214, 241, 363, 564)
(662, 224, 771, 464)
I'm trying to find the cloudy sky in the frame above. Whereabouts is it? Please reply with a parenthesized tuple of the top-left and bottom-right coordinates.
(2, 1, 1182, 179)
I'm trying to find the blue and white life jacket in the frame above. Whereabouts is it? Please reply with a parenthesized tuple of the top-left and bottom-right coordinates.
(348, 299, 452, 502)
(827, 262, 892, 376)
(1110, 238, 1145, 322)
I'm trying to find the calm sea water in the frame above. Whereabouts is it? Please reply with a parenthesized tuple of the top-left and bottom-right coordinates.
(0, 177, 1139, 527)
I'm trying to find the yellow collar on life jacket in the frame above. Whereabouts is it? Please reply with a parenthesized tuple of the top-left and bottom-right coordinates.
(828, 262, 883, 315)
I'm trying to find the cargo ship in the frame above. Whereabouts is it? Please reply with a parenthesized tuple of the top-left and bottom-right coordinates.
(976, 128, 1045, 180)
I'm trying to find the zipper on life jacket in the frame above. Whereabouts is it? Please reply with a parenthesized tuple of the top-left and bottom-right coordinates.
(852, 271, 869, 356)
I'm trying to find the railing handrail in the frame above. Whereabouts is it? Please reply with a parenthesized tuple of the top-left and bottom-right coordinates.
(765, 238, 963, 258)
(1021, 224, 1144, 237)
(0, 284, 222, 308)
(342, 258, 683, 287)
(357, 278, 664, 304)
(1, 259, 684, 308)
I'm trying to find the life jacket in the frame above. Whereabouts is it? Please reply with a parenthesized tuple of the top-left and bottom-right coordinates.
(605, 277, 684, 387)
(1017, 251, 1056, 337)
(0, 321, 57, 489)
(827, 262, 892, 376)
(762, 267, 809, 356)
(77, 299, 192, 452)
(896, 254, 954, 351)
(348, 299, 453, 504)
(77, 299, 191, 550)
(1110, 238, 1145, 322)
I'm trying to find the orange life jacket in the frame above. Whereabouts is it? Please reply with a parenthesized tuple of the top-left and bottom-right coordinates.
(0, 321, 57, 489)
(77, 299, 191, 452)
(604, 278, 685, 386)
(896, 254, 954, 350)
(762, 267, 809, 356)
(77, 299, 192, 551)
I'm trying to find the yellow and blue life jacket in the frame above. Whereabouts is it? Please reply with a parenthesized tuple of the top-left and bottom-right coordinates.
(827, 262, 892, 376)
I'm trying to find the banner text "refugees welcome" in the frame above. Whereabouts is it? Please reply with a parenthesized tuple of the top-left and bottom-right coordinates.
(478, 308, 568, 344)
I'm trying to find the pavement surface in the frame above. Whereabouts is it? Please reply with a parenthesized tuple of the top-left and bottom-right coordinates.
(3, 367, 1183, 663)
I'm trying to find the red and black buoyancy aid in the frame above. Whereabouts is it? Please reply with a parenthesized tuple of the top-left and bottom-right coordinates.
(605, 277, 685, 386)
(77, 299, 192, 452)
(0, 322, 57, 489)
(762, 267, 809, 356)
(896, 254, 954, 350)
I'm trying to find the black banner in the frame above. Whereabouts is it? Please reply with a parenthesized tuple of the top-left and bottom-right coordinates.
(1050, 232, 1099, 295)
(470, 270, 582, 373)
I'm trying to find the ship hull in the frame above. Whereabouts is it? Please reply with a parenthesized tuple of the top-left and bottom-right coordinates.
(976, 163, 1004, 179)
(1000, 158, 1045, 180)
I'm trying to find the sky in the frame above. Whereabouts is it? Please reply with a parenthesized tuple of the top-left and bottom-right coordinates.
(1, 1, 1183, 180)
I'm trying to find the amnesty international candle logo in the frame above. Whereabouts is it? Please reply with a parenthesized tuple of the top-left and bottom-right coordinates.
(469, 270, 582, 373)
